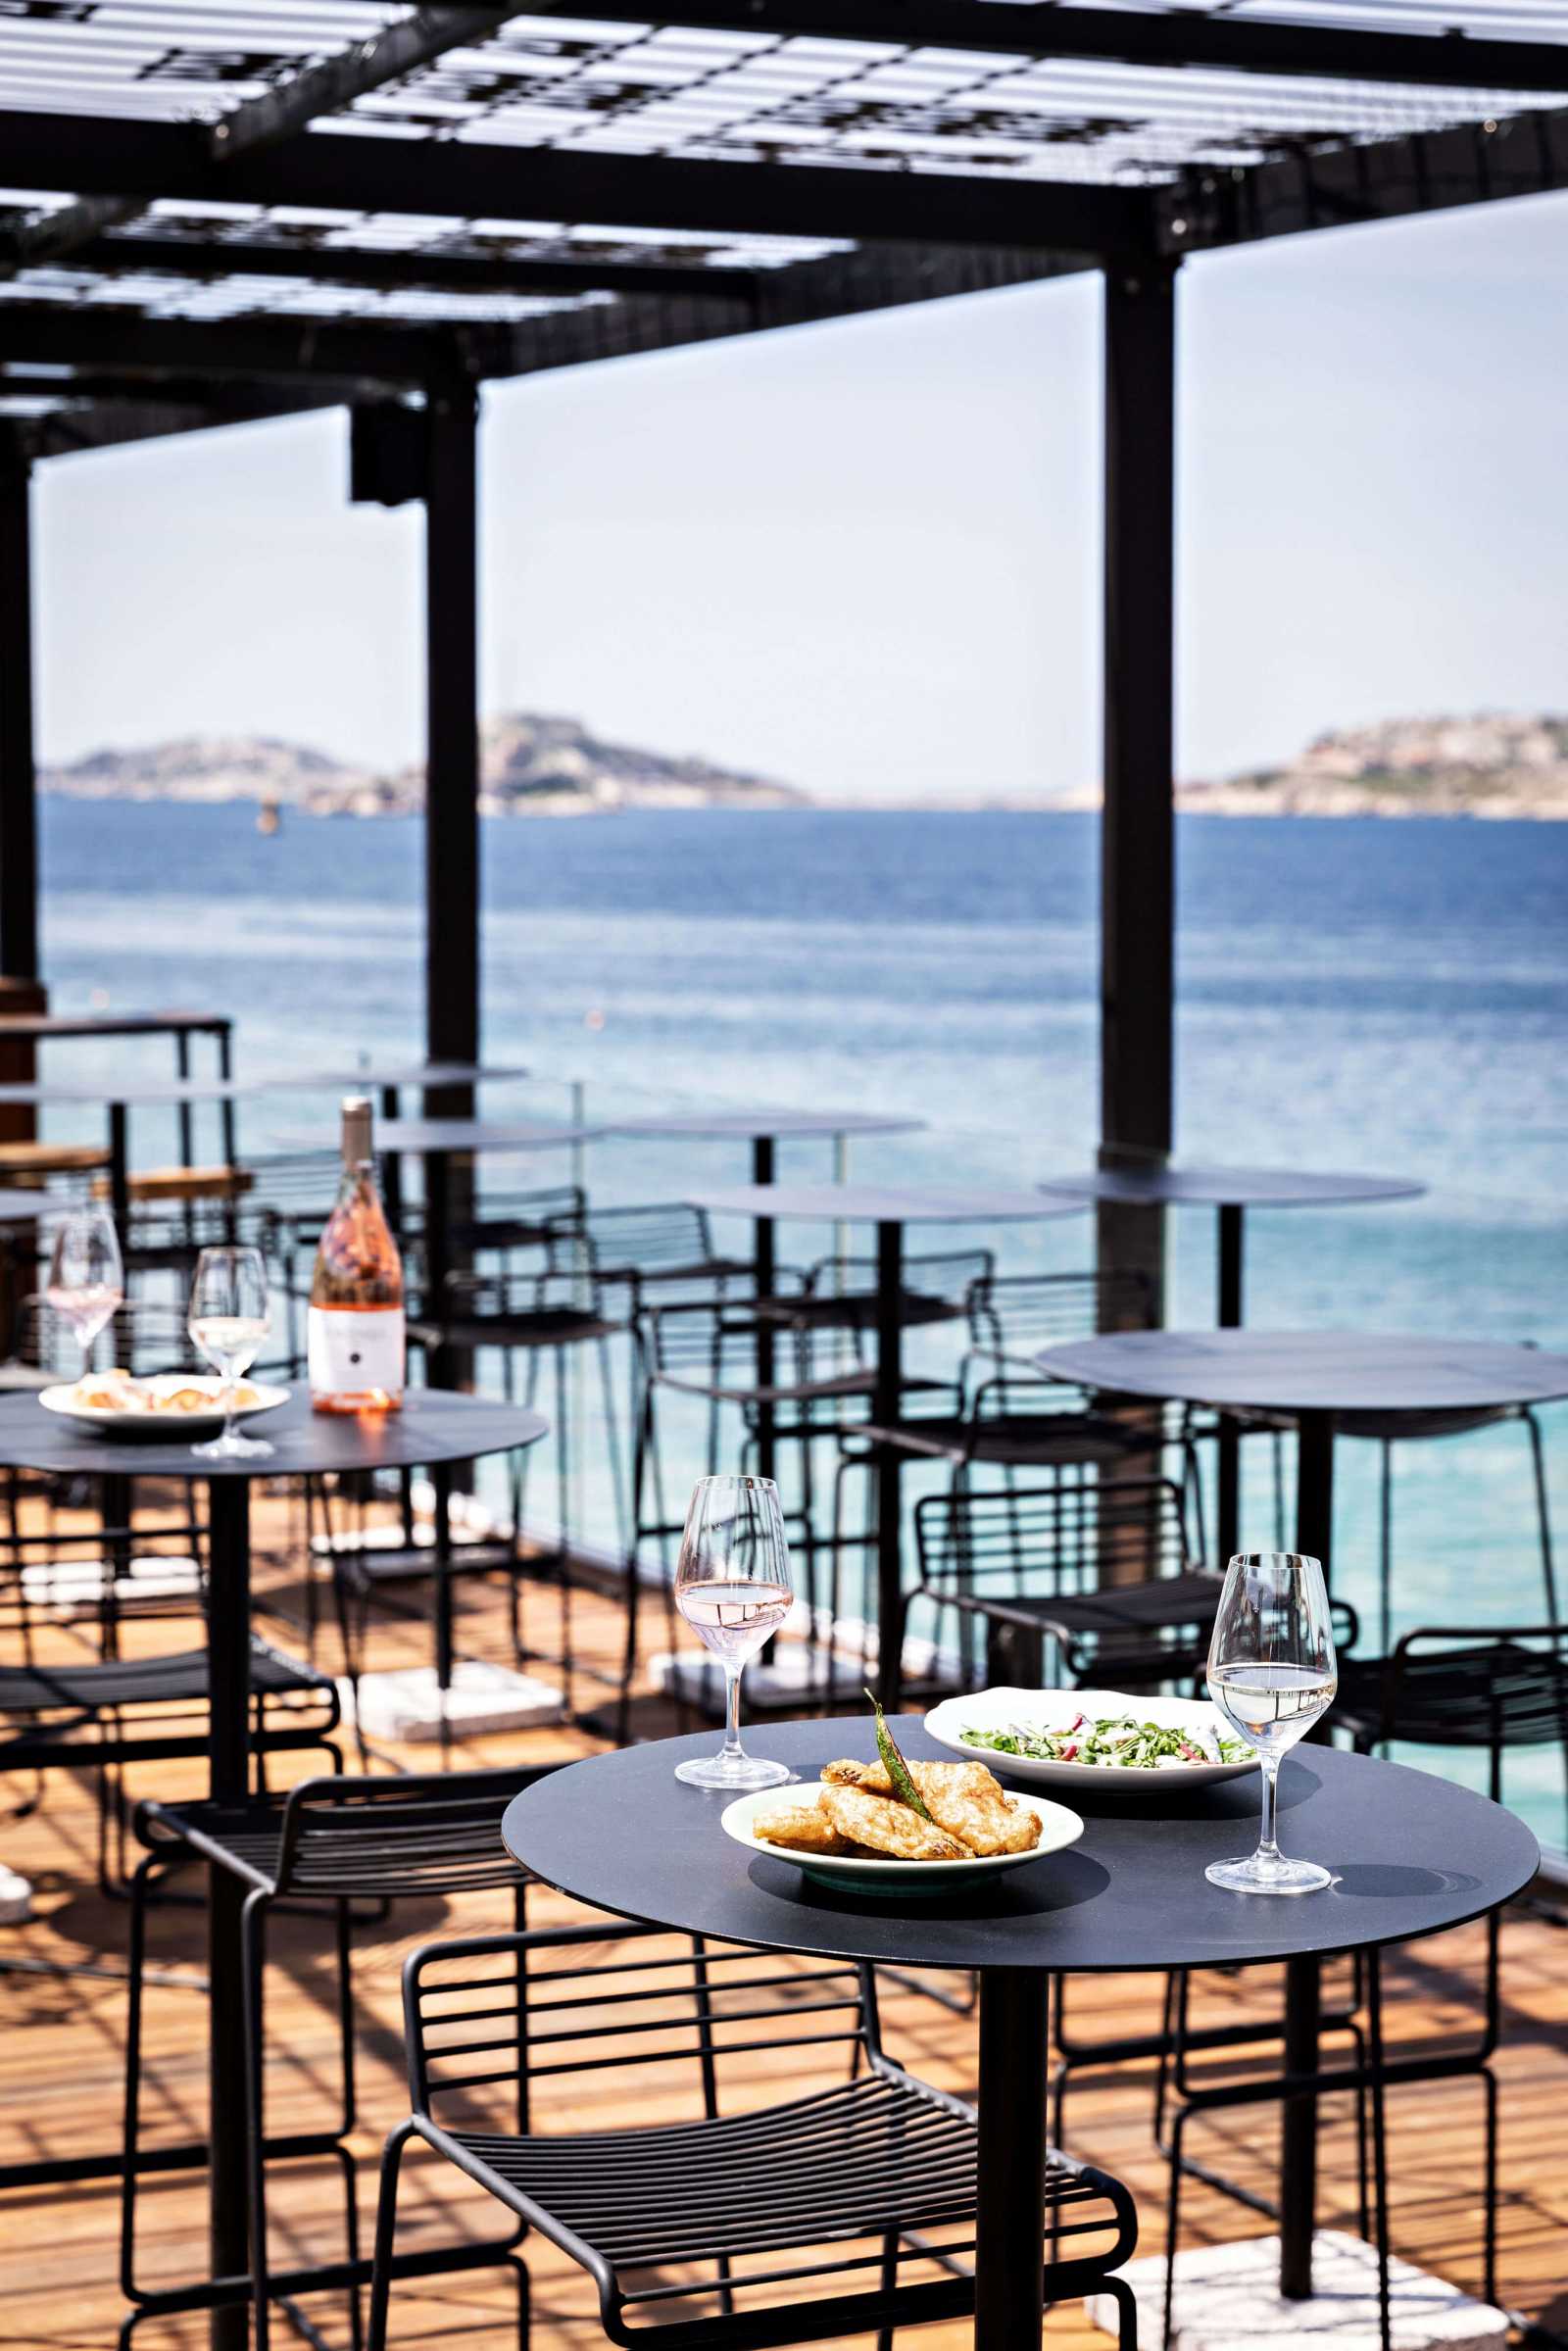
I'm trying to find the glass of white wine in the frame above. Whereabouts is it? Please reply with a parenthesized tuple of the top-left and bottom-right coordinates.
(187, 1246, 272, 1462)
(1205, 1550, 1338, 1895)
(672, 1475, 794, 1790)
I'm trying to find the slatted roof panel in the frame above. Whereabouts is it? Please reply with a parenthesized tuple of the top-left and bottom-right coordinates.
(0, 3, 1563, 189)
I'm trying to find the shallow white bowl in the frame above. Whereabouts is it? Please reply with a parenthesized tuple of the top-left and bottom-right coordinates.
(38, 1376, 290, 1442)
(924, 1688, 1259, 1789)
(721, 1780, 1084, 1897)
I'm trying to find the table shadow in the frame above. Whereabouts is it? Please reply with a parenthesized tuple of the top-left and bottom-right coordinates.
(747, 1847, 1112, 1924)
(1327, 1861, 1483, 1900)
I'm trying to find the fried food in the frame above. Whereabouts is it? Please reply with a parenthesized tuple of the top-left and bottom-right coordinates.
(751, 1804, 852, 1856)
(818, 1784, 970, 1862)
(822, 1757, 1041, 1856)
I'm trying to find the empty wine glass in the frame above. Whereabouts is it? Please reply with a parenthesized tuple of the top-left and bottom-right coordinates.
(187, 1246, 272, 1461)
(45, 1204, 123, 1372)
(672, 1475, 794, 1790)
(1205, 1550, 1338, 1895)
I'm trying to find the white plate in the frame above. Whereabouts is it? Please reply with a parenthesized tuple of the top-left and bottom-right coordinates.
(38, 1376, 290, 1442)
(721, 1781, 1084, 1898)
(924, 1688, 1259, 1789)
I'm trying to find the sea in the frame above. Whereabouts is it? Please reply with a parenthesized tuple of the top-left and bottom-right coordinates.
(32, 797, 1568, 1849)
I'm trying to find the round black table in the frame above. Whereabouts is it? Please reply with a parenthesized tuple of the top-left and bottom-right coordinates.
(0, 1387, 548, 2351)
(0, 1189, 53, 1225)
(1035, 1167, 1425, 1555)
(0, 1073, 261, 1235)
(503, 1716, 1539, 2347)
(692, 1184, 1088, 1701)
(1034, 1329, 1568, 1577)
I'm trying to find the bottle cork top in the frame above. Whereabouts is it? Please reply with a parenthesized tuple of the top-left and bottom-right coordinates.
(340, 1095, 373, 1167)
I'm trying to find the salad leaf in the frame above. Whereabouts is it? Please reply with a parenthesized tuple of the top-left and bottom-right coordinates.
(959, 1712, 1254, 1770)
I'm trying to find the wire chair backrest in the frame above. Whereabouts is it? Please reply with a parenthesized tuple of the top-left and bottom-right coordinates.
(581, 1201, 725, 1276)
(915, 1475, 1196, 1599)
(441, 1228, 606, 1322)
(11, 1296, 204, 1378)
(1373, 1624, 1568, 1759)
(452, 1182, 586, 1255)
(405, 1920, 875, 2137)
(638, 1296, 867, 1389)
(805, 1249, 995, 1318)
(0, 1513, 208, 1646)
(274, 1766, 539, 1899)
(966, 1269, 1155, 1360)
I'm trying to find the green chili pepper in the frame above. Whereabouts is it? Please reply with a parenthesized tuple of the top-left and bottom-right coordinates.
(864, 1688, 934, 1821)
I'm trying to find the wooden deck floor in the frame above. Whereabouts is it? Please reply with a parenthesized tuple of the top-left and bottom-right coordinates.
(1, 1483, 1566, 2348)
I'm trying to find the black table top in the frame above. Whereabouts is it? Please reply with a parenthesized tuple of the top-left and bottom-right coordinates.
(0, 1191, 53, 1224)
(368, 1117, 602, 1154)
(0, 1009, 229, 1041)
(1037, 1163, 1425, 1211)
(1035, 1329, 1568, 1415)
(608, 1108, 926, 1141)
(0, 1076, 256, 1106)
(0, 1387, 548, 1482)
(502, 1717, 1537, 1975)
(264, 1061, 530, 1093)
(689, 1183, 1088, 1226)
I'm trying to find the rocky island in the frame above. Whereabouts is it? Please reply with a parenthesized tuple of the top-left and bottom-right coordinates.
(1177, 712, 1568, 820)
(41, 712, 804, 818)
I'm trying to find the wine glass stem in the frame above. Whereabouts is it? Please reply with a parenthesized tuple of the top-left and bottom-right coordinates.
(218, 1366, 236, 1449)
(1256, 1756, 1281, 1864)
(721, 1665, 746, 1763)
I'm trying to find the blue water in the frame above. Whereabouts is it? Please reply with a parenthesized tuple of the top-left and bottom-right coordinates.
(33, 799, 1568, 1844)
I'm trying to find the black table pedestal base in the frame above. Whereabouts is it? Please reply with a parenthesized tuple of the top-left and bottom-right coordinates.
(975, 1965, 1050, 2348)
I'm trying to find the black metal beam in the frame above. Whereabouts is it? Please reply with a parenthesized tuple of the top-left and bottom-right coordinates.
(424, 383, 480, 1073)
(0, 304, 455, 387)
(1099, 257, 1177, 1305)
(1, 7, 533, 273)
(0, 113, 1152, 258)
(70, 232, 761, 308)
(1156, 103, 1568, 253)
(0, 452, 37, 981)
(15, 390, 349, 463)
(561, 0, 1568, 99)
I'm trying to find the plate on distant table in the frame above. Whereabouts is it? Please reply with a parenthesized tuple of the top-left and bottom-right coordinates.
(925, 1688, 1259, 1789)
(721, 1781, 1083, 1897)
(38, 1374, 290, 1442)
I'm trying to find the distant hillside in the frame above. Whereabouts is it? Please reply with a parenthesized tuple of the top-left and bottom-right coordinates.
(1179, 713, 1568, 819)
(41, 714, 804, 817)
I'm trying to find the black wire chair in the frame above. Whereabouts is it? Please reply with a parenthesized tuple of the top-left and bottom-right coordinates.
(563, 1200, 757, 1315)
(906, 1474, 1223, 1695)
(122, 1766, 559, 2351)
(367, 1916, 1140, 2351)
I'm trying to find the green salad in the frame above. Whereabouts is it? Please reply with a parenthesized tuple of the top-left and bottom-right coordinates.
(959, 1711, 1255, 1770)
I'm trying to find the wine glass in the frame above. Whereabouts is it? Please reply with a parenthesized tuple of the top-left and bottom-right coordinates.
(187, 1246, 272, 1461)
(672, 1476, 794, 1790)
(1205, 1550, 1338, 1895)
(45, 1205, 123, 1372)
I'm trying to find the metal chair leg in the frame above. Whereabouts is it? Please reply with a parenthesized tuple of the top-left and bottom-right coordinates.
(1364, 1945, 1392, 2351)
(242, 1886, 272, 2351)
(367, 2119, 415, 2351)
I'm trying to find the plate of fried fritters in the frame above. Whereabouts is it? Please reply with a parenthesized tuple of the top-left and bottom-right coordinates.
(722, 1755, 1084, 1895)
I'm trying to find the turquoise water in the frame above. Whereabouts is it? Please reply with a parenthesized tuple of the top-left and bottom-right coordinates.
(33, 799, 1568, 1846)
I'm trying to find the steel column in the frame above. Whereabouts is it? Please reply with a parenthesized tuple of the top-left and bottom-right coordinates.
(1280, 1405, 1336, 2299)
(204, 1477, 253, 2351)
(752, 1136, 776, 1480)
(424, 379, 480, 1072)
(1097, 257, 1178, 1310)
(1216, 1200, 1245, 1556)
(0, 454, 37, 982)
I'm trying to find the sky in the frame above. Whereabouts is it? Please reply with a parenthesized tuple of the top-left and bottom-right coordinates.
(28, 186, 1568, 807)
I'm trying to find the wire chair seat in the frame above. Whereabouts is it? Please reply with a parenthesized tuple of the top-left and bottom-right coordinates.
(0, 1635, 336, 1760)
(437, 2074, 1122, 2293)
(851, 1408, 1148, 1468)
(135, 1767, 539, 1902)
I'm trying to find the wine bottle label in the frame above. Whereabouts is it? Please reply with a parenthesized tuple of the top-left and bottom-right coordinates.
(307, 1305, 405, 1398)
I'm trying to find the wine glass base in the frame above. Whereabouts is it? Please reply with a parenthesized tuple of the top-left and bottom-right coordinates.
(190, 1432, 275, 1462)
(1206, 1853, 1334, 1896)
(674, 1751, 794, 1791)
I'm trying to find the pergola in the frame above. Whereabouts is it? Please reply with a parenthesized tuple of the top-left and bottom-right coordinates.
(0, 0, 1564, 1227)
